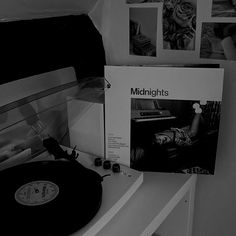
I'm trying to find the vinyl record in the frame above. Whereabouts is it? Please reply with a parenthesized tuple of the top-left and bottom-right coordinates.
(0, 160, 103, 236)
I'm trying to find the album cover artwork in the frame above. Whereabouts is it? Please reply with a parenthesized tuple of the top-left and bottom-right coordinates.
(105, 65, 224, 174)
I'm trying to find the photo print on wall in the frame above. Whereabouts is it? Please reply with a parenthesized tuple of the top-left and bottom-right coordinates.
(200, 22, 236, 61)
(129, 7, 157, 57)
(127, 0, 163, 3)
(212, 0, 236, 17)
(163, 0, 196, 50)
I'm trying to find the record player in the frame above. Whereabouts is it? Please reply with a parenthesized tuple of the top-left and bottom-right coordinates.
(0, 72, 143, 236)
(0, 10, 143, 235)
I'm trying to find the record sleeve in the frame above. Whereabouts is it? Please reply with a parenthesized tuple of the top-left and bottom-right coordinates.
(105, 65, 224, 175)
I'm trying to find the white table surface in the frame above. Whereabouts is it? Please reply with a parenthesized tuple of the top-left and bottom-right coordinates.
(95, 172, 197, 236)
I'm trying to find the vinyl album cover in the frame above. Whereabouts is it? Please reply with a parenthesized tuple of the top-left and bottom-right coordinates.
(105, 65, 224, 174)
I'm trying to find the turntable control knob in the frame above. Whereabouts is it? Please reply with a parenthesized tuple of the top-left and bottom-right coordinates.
(112, 163, 120, 173)
(94, 157, 103, 167)
(103, 160, 111, 170)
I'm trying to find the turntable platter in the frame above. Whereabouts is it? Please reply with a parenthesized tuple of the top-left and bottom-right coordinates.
(0, 160, 103, 236)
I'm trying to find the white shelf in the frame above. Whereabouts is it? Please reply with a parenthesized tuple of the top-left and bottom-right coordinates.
(95, 172, 197, 236)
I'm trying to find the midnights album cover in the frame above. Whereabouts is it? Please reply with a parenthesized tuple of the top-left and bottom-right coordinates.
(105, 65, 224, 175)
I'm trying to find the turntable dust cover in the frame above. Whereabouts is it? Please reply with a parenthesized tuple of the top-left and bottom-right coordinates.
(105, 65, 224, 175)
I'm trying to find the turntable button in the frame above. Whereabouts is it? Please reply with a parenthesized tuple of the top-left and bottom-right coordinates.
(94, 157, 103, 167)
(103, 160, 111, 170)
(112, 163, 120, 173)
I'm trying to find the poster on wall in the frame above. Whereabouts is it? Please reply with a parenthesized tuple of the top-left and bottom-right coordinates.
(200, 22, 236, 61)
(105, 65, 224, 175)
(163, 0, 196, 50)
(129, 7, 157, 57)
(127, 0, 163, 3)
(212, 0, 236, 17)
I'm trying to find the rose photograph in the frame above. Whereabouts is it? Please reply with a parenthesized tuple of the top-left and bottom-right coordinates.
(212, 0, 236, 17)
(200, 22, 236, 61)
(163, 0, 196, 50)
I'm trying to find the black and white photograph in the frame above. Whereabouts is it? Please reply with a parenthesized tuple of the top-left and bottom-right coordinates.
(163, 0, 196, 50)
(129, 7, 157, 57)
(130, 98, 221, 174)
(127, 0, 163, 3)
(212, 0, 236, 17)
(200, 22, 236, 61)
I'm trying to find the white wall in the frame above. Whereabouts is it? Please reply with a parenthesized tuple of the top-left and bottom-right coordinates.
(92, 0, 236, 236)
(193, 60, 236, 236)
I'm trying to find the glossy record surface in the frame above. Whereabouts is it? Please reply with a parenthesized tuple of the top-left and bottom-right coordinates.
(0, 160, 103, 236)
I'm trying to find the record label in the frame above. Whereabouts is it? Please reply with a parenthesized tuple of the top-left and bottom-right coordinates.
(15, 180, 59, 206)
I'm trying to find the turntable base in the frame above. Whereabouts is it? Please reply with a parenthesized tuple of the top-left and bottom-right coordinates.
(34, 146, 143, 236)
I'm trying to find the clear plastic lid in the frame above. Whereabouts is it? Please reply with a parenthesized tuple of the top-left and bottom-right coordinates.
(0, 75, 110, 170)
